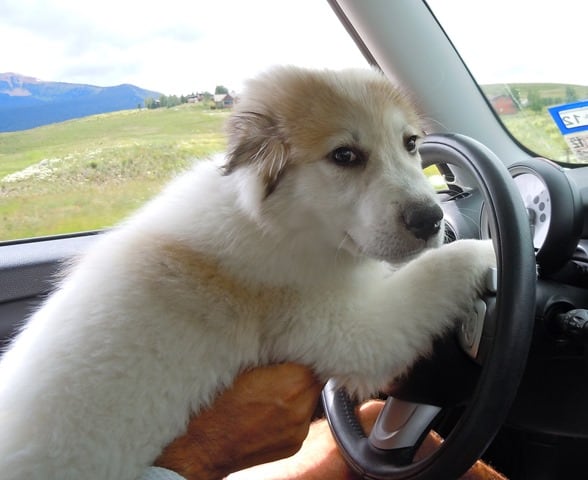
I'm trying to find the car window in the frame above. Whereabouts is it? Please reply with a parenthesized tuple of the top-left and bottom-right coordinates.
(427, 0, 588, 164)
(0, 0, 367, 242)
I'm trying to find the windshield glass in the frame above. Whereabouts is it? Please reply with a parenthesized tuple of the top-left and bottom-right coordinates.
(427, 0, 588, 164)
(0, 0, 366, 242)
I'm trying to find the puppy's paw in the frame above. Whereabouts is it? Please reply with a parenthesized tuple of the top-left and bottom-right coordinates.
(410, 239, 497, 327)
(453, 241, 497, 331)
(441, 238, 496, 294)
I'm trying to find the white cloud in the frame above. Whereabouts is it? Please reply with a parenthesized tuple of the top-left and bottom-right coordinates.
(1, 0, 586, 95)
(0, 0, 367, 94)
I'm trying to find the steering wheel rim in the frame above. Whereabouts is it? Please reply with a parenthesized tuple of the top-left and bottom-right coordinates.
(322, 133, 537, 479)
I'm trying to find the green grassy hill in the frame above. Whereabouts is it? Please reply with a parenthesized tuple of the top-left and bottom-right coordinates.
(481, 82, 588, 101)
(1, 83, 586, 242)
(482, 82, 587, 162)
(0, 104, 230, 240)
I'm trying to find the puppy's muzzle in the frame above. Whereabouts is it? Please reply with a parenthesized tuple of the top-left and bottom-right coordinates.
(402, 202, 444, 241)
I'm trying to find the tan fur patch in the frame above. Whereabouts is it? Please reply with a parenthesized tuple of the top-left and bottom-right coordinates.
(224, 112, 289, 197)
(148, 239, 292, 320)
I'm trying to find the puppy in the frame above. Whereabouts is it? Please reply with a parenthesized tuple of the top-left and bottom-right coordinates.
(0, 66, 495, 479)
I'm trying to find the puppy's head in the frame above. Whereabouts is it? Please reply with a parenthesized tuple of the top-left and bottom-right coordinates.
(224, 66, 443, 264)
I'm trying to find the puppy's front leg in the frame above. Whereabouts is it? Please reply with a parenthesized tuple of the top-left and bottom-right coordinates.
(322, 239, 496, 397)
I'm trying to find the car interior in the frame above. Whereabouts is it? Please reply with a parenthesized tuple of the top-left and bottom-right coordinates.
(1, 1, 587, 478)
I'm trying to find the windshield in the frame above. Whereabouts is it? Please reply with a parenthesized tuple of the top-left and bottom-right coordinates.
(0, 0, 366, 242)
(427, 0, 588, 164)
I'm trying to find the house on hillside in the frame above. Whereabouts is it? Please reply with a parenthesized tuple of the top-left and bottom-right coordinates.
(187, 92, 213, 103)
(490, 94, 519, 115)
(214, 93, 234, 109)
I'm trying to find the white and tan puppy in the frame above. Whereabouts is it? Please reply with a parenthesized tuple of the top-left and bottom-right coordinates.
(0, 66, 495, 479)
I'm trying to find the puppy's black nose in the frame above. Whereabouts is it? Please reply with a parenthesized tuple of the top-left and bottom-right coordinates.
(402, 202, 444, 241)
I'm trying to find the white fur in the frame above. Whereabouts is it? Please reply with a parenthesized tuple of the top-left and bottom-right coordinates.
(0, 67, 495, 479)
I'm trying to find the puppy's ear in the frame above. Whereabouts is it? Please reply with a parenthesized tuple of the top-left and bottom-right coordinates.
(224, 111, 290, 197)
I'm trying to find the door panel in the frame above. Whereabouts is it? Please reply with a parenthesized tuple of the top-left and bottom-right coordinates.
(0, 234, 99, 349)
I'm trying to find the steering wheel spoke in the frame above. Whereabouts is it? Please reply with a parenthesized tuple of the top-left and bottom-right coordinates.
(369, 396, 441, 459)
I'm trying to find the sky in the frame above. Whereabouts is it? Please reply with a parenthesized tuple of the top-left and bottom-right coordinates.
(429, 0, 588, 87)
(0, 0, 365, 94)
(0, 0, 586, 95)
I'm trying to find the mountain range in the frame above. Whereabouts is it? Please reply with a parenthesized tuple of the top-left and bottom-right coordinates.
(0, 73, 161, 132)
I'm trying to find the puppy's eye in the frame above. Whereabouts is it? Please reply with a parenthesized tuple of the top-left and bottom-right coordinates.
(329, 147, 366, 167)
(404, 134, 419, 154)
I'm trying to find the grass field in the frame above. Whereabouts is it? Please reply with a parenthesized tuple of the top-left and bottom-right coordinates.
(1, 104, 230, 240)
(481, 82, 588, 162)
(0, 88, 585, 242)
(500, 110, 570, 162)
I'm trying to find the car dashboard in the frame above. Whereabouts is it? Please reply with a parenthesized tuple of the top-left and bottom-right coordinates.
(440, 156, 588, 477)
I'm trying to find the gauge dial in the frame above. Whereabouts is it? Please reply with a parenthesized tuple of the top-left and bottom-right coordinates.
(481, 158, 581, 275)
(507, 159, 582, 275)
(512, 173, 550, 251)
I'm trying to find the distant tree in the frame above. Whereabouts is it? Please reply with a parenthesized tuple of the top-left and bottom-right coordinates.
(145, 97, 158, 109)
(542, 96, 562, 107)
(158, 94, 168, 108)
(215, 85, 229, 95)
(527, 88, 543, 112)
(565, 86, 578, 103)
(168, 95, 181, 107)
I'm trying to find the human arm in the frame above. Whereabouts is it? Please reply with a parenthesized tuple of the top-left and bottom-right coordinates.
(226, 400, 384, 480)
(152, 363, 323, 480)
(149, 363, 505, 480)
(227, 400, 507, 480)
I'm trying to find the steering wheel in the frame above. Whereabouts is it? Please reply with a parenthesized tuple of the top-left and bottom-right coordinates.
(322, 133, 537, 479)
